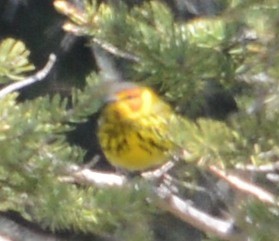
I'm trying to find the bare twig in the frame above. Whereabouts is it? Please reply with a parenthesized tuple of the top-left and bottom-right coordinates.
(141, 161, 175, 180)
(60, 166, 246, 240)
(236, 162, 279, 173)
(92, 38, 140, 62)
(0, 233, 13, 241)
(0, 54, 56, 99)
(60, 165, 127, 187)
(155, 185, 247, 241)
(266, 173, 279, 183)
(209, 165, 277, 205)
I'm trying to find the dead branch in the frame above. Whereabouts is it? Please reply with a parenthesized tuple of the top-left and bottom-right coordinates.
(0, 54, 56, 99)
(154, 185, 247, 241)
(236, 161, 279, 173)
(61, 166, 246, 240)
(209, 165, 277, 205)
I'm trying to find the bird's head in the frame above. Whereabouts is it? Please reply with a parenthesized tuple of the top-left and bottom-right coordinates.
(101, 82, 166, 120)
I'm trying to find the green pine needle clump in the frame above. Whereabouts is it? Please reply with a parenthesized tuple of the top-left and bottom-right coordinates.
(0, 38, 35, 82)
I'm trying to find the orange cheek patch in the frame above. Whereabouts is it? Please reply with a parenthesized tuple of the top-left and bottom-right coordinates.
(118, 88, 143, 112)
(121, 88, 142, 98)
(128, 97, 143, 112)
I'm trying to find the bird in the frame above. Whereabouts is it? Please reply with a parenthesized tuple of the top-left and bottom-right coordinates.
(97, 82, 183, 172)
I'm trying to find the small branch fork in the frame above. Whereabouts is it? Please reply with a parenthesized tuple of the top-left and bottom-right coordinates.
(0, 54, 56, 99)
(154, 182, 246, 241)
(61, 164, 271, 241)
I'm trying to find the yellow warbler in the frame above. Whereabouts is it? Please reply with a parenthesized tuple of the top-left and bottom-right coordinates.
(97, 82, 182, 171)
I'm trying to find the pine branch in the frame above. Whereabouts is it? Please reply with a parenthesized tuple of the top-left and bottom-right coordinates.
(92, 38, 140, 62)
(209, 165, 277, 205)
(0, 54, 56, 99)
(236, 161, 279, 173)
(0, 212, 117, 241)
(60, 164, 127, 187)
(60, 165, 247, 240)
(0, 233, 12, 241)
(155, 186, 247, 241)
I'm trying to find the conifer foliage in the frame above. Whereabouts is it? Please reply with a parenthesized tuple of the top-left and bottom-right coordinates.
(1, 1, 279, 241)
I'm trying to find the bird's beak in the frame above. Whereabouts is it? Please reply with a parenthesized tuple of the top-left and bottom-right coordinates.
(104, 95, 118, 104)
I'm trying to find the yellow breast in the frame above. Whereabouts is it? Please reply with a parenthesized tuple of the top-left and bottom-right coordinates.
(97, 84, 176, 171)
(98, 119, 172, 171)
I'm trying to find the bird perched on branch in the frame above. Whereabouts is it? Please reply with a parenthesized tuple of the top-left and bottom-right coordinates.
(97, 82, 184, 171)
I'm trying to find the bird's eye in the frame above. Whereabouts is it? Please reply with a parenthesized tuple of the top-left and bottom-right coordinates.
(118, 88, 142, 101)
(124, 94, 136, 100)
